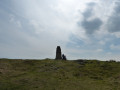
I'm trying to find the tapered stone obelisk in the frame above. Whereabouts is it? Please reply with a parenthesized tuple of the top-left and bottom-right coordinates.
(55, 46, 62, 60)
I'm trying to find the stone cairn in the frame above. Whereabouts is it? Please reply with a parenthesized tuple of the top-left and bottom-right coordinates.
(55, 46, 62, 60)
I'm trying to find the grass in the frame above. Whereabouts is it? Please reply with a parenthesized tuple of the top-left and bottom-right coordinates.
(0, 59, 120, 90)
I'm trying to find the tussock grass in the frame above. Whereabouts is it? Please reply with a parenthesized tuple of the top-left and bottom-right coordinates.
(0, 59, 120, 90)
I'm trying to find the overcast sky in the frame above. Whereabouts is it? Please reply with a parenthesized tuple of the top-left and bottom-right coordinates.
(0, 0, 120, 60)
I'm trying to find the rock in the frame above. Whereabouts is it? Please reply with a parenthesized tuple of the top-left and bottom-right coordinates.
(55, 46, 62, 60)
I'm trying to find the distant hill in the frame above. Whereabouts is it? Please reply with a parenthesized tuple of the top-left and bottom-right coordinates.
(0, 59, 120, 90)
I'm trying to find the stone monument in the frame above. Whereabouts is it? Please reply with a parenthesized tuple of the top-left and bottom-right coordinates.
(55, 46, 62, 60)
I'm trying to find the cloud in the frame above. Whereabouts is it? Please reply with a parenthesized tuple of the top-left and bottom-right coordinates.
(107, 2, 120, 33)
(81, 18, 102, 34)
(9, 14, 22, 28)
(110, 44, 120, 50)
(96, 49, 103, 52)
(82, 2, 96, 18)
(77, 2, 103, 35)
(98, 40, 105, 45)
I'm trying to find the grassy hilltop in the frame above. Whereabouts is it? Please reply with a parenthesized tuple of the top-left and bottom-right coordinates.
(0, 59, 120, 90)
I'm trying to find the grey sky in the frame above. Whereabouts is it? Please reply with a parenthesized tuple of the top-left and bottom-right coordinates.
(0, 0, 120, 60)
